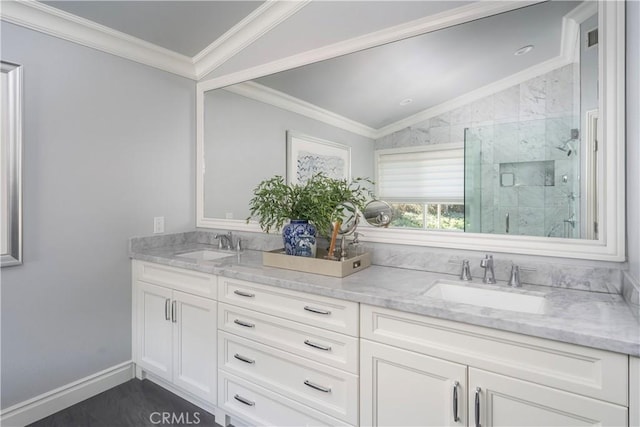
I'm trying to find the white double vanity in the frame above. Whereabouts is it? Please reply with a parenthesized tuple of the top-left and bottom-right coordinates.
(130, 237, 639, 427)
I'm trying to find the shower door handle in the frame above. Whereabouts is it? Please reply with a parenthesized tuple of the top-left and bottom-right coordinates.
(505, 213, 510, 233)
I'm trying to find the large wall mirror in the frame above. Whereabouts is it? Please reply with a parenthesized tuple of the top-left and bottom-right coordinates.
(197, 0, 625, 261)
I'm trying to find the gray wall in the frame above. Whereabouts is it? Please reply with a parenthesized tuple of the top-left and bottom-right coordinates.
(204, 88, 374, 220)
(0, 23, 195, 408)
(627, 0, 640, 284)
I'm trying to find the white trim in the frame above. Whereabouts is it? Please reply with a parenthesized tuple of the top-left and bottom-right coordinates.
(0, 361, 134, 427)
(193, 1, 311, 80)
(198, 1, 543, 91)
(631, 356, 640, 427)
(0, 0, 195, 79)
(0, 0, 311, 81)
(225, 82, 377, 138)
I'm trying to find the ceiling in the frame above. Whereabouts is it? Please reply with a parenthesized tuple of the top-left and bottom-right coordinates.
(42, 1, 265, 57)
(29, 0, 477, 79)
(5, 1, 588, 131)
(254, 1, 580, 129)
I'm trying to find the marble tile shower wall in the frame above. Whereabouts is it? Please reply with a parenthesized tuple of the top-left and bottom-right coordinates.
(375, 64, 581, 238)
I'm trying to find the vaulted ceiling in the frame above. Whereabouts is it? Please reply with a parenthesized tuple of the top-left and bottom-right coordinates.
(2, 1, 590, 132)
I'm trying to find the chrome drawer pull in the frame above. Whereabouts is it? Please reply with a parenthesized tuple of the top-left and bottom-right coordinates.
(303, 306, 331, 315)
(234, 290, 255, 298)
(233, 319, 255, 328)
(304, 379, 331, 393)
(304, 340, 332, 351)
(171, 301, 177, 323)
(164, 299, 171, 321)
(475, 387, 481, 427)
(452, 381, 460, 422)
(234, 394, 255, 407)
(233, 353, 255, 364)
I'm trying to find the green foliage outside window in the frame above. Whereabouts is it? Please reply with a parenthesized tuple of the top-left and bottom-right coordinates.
(390, 203, 464, 231)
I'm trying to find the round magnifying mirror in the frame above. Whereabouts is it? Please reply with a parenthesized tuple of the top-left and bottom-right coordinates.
(333, 202, 359, 236)
(363, 200, 393, 227)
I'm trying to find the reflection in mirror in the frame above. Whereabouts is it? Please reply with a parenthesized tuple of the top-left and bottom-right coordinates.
(202, 1, 599, 240)
(363, 200, 393, 228)
(1, 61, 23, 267)
(334, 202, 359, 235)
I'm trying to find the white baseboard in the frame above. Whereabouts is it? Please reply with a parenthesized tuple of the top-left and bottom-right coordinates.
(1, 361, 134, 427)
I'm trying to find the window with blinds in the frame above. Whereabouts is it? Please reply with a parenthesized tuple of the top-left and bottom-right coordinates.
(375, 144, 464, 203)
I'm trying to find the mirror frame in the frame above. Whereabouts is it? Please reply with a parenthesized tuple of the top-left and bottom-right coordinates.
(1, 61, 23, 267)
(197, 0, 626, 262)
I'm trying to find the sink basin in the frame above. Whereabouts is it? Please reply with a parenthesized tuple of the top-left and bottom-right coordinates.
(175, 250, 235, 261)
(426, 280, 546, 314)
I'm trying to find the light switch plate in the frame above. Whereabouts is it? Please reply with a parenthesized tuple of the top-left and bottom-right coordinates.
(153, 217, 165, 234)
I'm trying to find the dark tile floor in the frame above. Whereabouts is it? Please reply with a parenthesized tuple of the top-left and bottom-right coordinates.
(28, 379, 221, 427)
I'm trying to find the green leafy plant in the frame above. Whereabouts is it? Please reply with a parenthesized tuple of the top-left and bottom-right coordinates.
(247, 173, 374, 238)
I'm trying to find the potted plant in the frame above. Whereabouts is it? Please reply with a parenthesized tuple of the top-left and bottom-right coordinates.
(247, 173, 373, 256)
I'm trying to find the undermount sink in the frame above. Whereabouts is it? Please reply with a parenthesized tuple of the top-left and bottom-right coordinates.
(426, 280, 547, 314)
(175, 250, 235, 261)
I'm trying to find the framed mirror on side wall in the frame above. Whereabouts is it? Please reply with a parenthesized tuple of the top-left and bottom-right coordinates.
(196, 0, 625, 261)
(1, 61, 23, 267)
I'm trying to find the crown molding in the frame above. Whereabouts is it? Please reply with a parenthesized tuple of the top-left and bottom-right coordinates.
(193, 0, 311, 80)
(0, 0, 196, 78)
(219, 54, 573, 141)
(199, 1, 542, 91)
(376, 4, 583, 138)
(375, 56, 572, 138)
(220, 55, 573, 141)
(208, 1, 581, 140)
(225, 81, 377, 139)
(0, 0, 312, 81)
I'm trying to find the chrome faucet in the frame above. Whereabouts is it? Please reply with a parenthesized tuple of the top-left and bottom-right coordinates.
(480, 254, 496, 284)
(508, 264, 521, 287)
(214, 231, 233, 250)
(460, 260, 472, 281)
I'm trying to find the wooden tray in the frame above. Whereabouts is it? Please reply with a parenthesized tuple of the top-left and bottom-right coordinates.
(262, 248, 371, 278)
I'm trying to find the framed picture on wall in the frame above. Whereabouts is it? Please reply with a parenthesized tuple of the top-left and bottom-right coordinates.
(286, 131, 351, 185)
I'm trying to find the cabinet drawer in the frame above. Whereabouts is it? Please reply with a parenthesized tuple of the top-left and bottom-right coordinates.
(219, 331, 358, 424)
(219, 303, 358, 374)
(218, 277, 358, 336)
(219, 371, 352, 427)
(361, 304, 628, 406)
(133, 260, 217, 299)
(469, 368, 628, 427)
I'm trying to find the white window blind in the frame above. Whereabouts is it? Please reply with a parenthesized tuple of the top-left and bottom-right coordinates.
(376, 146, 464, 203)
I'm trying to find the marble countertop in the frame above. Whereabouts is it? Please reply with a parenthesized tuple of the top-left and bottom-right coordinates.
(130, 244, 640, 357)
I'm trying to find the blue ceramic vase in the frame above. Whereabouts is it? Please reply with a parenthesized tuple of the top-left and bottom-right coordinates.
(282, 220, 317, 257)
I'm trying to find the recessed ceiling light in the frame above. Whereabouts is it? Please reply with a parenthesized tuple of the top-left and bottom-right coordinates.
(514, 45, 534, 56)
(399, 98, 413, 106)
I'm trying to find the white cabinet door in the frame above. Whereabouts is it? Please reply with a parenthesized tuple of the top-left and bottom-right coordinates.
(137, 281, 173, 382)
(469, 368, 628, 427)
(360, 339, 467, 427)
(172, 290, 217, 404)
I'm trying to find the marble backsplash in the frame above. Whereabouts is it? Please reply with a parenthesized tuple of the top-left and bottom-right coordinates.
(130, 229, 631, 296)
